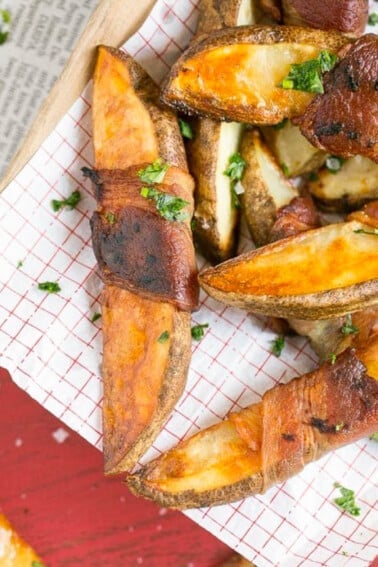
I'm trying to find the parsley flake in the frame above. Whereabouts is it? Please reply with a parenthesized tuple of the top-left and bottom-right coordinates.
(106, 212, 116, 224)
(224, 153, 246, 182)
(325, 155, 345, 174)
(329, 353, 337, 365)
(369, 432, 378, 441)
(191, 323, 209, 341)
(51, 190, 81, 212)
(271, 336, 285, 357)
(354, 228, 378, 237)
(279, 50, 338, 94)
(179, 119, 193, 139)
(368, 13, 378, 25)
(333, 482, 361, 516)
(138, 158, 169, 184)
(341, 314, 359, 336)
(0, 9, 11, 44)
(91, 312, 101, 323)
(31, 562, 45, 567)
(273, 118, 288, 130)
(281, 162, 290, 177)
(140, 186, 189, 222)
(158, 330, 170, 343)
(38, 281, 61, 294)
(308, 171, 319, 182)
(17, 260, 23, 269)
(224, 153, 246, 209)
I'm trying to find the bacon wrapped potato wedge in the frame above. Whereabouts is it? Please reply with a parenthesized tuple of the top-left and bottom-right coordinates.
(294, 34, 378, 163)
(127, 332, 378, 508)
(88, 46, 198, 474)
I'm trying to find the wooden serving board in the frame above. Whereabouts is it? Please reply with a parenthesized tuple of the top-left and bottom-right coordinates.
(0, 0, 156, 193)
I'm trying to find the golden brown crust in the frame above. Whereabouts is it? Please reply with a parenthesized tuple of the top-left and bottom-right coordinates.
(102, 286, 191, 474)
(199, 220, 378, 320)
(161, 26, 349, 124)
(294, 35, 378, 162)
(282, 0, 369, 36)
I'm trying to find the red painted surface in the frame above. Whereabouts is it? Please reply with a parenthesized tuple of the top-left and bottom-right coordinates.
(0, 368, 232, 566)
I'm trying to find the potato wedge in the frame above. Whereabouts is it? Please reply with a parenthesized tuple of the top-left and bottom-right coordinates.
(289, 308, 378, 361)
(281, 0, 369, 37)
(261, 120, 326, 177)
(188, 0, 258, 263)
(161, 26, 349, 125)
(308, 155, 378, 212)
(189, 120, 243, 262)
(294, 34, 378, 163)
(199, 219, 378, 320)
(92, 46, 195, 474)
(0, 512, 42, 566)
(128, 341, 378, 508)
(239, 128, 298, 246)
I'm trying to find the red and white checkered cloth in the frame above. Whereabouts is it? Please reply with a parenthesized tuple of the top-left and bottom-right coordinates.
(0, 2, 377, 565)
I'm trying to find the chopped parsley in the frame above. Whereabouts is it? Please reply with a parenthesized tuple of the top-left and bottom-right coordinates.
(271, 336, 285, 357)
(179, 119, 193, 139)
(368, 13, 378, 25)
(281, 162, 290, 177)
(0, 9, 11, 44)
(138, 158, 168, 184)
(17, 260, 23, 269)
(31, 562, 45, 567)
(333, 482, 361, 516)
(280, 50, 338, 94)
(369, 432, 378, 441)
(308, 171, 319, 182)
(329, 353, 337, 365)
(341, 314, 359, 336)
(273, 118, 288, 130)
(325, 155, 345, 174)
(106, 212, 116, 224)
(157, 330, 170, 343)
(191, 323, 209, 341)
(51, 190, 81, 212)
(91, 312, 101, 323)
(354, 228, 378, 237)
(224, 153, 246, 183)
(224, 153, 246, 209)
(140, 186, 189, 222)
(38, 281, 61, 294)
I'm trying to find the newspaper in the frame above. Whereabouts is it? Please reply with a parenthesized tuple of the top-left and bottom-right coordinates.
(0, 0, 97, 177)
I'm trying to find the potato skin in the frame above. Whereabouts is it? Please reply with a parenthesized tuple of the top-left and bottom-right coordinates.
(282, 0, 369, 36)
(197, 0, 254, 33)
(161, 26, 349, 124)
(295, 34, 378, 163)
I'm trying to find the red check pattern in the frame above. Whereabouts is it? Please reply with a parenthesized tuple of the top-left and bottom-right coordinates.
(0, 1, 377, 566)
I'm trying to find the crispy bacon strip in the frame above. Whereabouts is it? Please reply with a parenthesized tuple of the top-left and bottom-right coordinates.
(268, 195, 321, 242)
(88, 166, 198, 312)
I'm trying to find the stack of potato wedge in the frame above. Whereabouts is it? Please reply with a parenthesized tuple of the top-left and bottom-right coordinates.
(87, 0, 378, 510)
